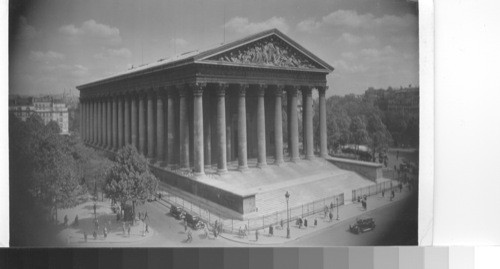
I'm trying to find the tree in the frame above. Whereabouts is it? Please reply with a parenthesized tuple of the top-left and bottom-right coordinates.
(349, 116, 369, 159)
(104, 145, 159, 222)
(367, 114, 392, 160)
(45, 120, 61, 134)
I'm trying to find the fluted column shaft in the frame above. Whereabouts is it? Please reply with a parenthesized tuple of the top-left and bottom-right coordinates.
(94, 100, 98, 145)
(256, 86, 267, 167)
(203, 93, 212, 168)
(193, 84, 205, 175)
(112, 97, 118, 150)
(319, 87, 328, 158)
(101, 99, 106, 148)
(303, 87, 314, 159)
(147, 93, 155, 159)
(124, 96, 130, 145)
(216, 85, 228, 173)
(166, 92, 176, 166)
(274, 87, 284, 165)
(156, 93, 165, 163)
(106, 98, 112, 149)
(98, 100, 103, 147)
(179, 89, 190, 169)
(237, 84, 248, 170)
(138, 94, 146, 155)
(289, 87, 300, 162)
(131, 96, 138, 149)
(117, 97, 124, 149)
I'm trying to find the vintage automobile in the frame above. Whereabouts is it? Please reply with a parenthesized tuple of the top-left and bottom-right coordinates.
(170, 206, 186, 220)
(349, 217, 376, 234)
(185, 213, 205, 230)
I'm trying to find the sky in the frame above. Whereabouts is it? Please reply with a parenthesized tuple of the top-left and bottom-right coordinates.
(9, 0, 418, 97)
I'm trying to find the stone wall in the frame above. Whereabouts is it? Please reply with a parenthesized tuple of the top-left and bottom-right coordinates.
(327, 157, 383, 181)
(150, 166, 256, 215)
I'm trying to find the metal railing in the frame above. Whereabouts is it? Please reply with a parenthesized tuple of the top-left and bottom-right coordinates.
(156, 187, 344, 235)
(351, 181, 396, 202)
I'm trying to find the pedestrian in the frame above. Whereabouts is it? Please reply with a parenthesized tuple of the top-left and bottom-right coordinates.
(382, 189, 385, 197)
(184, 221, 188, 233)
(93, 230, 97, 240)
(204, 226, 209, 238)
(298, 218, 302, 229)
(74, 215, 79, 227)
(187, 229, 192, 243)
(324, 206, 328, 218)
(314, 218, 317, 227)
(127, 225, 131, 237)
(213, 227, 218, 238)
(280, 219, 284, 229)
(146, 223, 149, 233)
(304, 218, 308, 228)
(64, 215, 68, 227)
(122, 223, 126, 235)
(330, 202, 334, 210)
(399, 183, 403, 192)
(391, 190, 395, 201)
(93, 204, 97, 216)
(103, 227, 107, 239)
(269, 225, 273, 236)
(329, 211, 333, 222)
(144, 211, 148, 220)
(255, 229, 259, 241)
(159, 192, 162, 200)
(84, 231, 87, 243)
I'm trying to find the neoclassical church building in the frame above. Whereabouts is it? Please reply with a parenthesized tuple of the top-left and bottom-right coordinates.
(78, 29, 381, 217)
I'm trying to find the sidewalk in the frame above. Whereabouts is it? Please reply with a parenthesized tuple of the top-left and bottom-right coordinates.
(218, 186, 412, 245)
(56, 199, 154, 246)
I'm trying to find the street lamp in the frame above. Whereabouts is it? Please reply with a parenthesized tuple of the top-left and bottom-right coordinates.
(285, 191, 290, 239)
(336, 197, 339, 220)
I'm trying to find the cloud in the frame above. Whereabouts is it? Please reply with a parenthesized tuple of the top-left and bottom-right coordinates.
(297, 18, 322, 33)
(172, 38, 188, 47)
(16, 16, 40, 41)
(40, 64, 89, 78)
(224, 16, 289, 35)
(29, 51, 65, 62)
(94, 47, 132, 59)
(59, 20, 122, 45)
(337, 33, 378, 45)
(332, 59, 368, 73)
(297, 10, 417, 32)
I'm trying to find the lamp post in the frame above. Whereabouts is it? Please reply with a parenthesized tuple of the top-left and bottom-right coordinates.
(336, 197, 339, 220)
(285, 191, 290, 239)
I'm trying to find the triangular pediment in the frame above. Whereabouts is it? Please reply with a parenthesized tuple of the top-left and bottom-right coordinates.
(197, 30, 333, 72)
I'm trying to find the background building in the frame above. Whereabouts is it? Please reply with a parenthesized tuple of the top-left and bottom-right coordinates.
(9, 95, 70, 134)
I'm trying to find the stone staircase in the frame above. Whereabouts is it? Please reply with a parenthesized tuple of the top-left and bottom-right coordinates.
(254, 171, 374, 216)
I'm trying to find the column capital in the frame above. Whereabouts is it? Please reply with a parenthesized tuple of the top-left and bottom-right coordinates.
(216, 83, 228, 96)
(301, 86, 312, 96)
(256, 84, 267, 96)
(238, 84, 249, 96)
(190, 83, 206, 96)
(273, 85, 284, 97)
(288, 86, 299, 96)
(317, 86, 328, 94)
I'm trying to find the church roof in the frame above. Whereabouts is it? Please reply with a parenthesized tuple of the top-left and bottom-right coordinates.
(78, 29, 334, 89)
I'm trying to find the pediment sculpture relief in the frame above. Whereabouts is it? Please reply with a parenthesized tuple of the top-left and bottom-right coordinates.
(208, 37, 321, 69)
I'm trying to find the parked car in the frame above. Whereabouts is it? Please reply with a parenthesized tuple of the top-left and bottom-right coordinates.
(185, 213, 205, 230)
(349, 217, 376, 234)
(170, 206, 186, 220)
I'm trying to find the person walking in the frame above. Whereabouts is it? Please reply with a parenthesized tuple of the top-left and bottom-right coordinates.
(127, 225, 131, 237)
(329, 211, 333, 222)
(304, 218, 308, 228)
(280, 219, 284, 229)
(187, 229, 192, 243)
(103, 227, 108, 239)
(84, 231, 87, 243)
(93, 230, 97, 240)
(184, 220, 188, 233)
(255, 229, 259, 241)
(390, 190, 395, 201)
(213, 226, 218, 238)
(269, 225, 273, 237)
(122, 223, 126, 235)
(144, 211, 149, 221)
(314, 218, 318, 227)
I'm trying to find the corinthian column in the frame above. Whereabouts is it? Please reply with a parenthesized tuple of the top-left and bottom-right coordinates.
(256, 85, 267, 167)
(318, 86, 328, 158)
(303, 87, 314, 159)
(131, 94, 138, 149)
(124, 95, 130, 146)
(216, 84, 228, 173)
(179, 88, 190, 169)
(237, 84, 249, 171)
(274, 86, 284, 165)
(166, 90, 176, 167)
(147, 91, 155, 159)
(118, 96, 124, 150)
(107, 97, 112, 150)
(192, 83, 205, 175)
(138, 93, 146, 155)
(156, 91, 165, 164)
(288, 86, 300, 162)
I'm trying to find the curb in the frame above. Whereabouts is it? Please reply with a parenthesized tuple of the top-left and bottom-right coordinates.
(218, 192, 412, 245)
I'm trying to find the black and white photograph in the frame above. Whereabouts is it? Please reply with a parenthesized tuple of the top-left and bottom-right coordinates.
(8, 0, 419, 247)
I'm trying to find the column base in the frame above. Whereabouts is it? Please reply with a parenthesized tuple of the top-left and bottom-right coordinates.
(194, 172, 205, 178)
(274, 160, 285, 166)
(217, 168, 228, 175)
(290, 157, 300, 163)
(257, 162, 268, 168)
(204, 164, 212, 169)
(305, 155, 315, 160)
(238, 165, 249, 172)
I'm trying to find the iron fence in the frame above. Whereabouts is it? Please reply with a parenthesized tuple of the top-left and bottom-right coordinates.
(351, 181, 396, 202)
